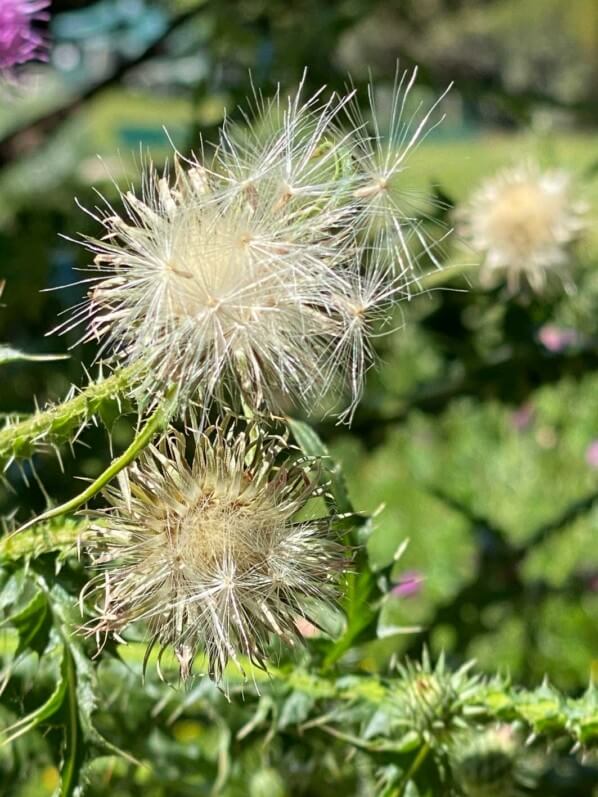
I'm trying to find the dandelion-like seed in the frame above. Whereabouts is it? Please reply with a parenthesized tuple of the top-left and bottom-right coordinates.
(82, 420, 347, 683)
(457, 162, 587, 294)
(61, 69, 449, 420)
(0, 0, 49, 71)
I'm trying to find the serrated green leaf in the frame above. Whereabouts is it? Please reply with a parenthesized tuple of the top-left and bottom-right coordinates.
(278, 692, 315, 729)
(6, 588, 51, 657)
(516, 689, 567, 733)
(287, 419, 397, 667)
(287, 417, 353, 513)
(323, 537, 409, 669)
(50, 583, 139, 765)
(2, 644, 68, 745)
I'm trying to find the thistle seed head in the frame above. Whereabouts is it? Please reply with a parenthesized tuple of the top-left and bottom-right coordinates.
(457, 162, 588, 294)
(81, 419, 347, 683)
(61, 69, 449, 419)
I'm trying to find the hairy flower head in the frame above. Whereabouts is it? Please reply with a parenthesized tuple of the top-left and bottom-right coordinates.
(0, 0, 49, 71)
(61, 69, 449, 420)
(457, 162, 587, 294)
(81, 420, 347, 683)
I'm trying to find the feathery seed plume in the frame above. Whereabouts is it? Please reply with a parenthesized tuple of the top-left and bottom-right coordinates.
(60, 69, 449, 420)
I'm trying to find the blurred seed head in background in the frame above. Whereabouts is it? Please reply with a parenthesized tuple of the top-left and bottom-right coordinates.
(457, 162, 588, 295)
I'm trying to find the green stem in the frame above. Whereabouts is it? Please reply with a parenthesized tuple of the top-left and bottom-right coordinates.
(420, 260, 475, 290)
(397, 743, 430, 796)
(15, 386, 177, 533)
(0, 363, 143, 467)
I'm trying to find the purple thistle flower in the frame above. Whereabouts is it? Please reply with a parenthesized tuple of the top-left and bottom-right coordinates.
(391, 570, 424, 599)
(0, 0, 50, 71)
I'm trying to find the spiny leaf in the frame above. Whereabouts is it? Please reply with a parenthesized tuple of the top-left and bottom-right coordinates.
(5, 588, 51, 657)
(287, 417, 353, 514)
(323, 535, 412, 670)
(0, 517, 88, 563)
(1, 644, 69, 745)
(287, 420, 403, 666)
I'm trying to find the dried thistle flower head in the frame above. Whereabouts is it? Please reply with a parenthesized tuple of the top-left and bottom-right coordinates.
(60, 69, 449, 420)
(81, 419, 347, 683)
(457, 162, 587, 294)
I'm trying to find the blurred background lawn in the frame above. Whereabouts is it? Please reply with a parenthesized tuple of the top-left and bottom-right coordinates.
(1, 0, 597, 700)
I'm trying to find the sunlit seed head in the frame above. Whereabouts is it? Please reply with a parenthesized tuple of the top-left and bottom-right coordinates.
(81, 420, 347, 684)
(59, 69, 449, 420)
(457, 163, 588, 294)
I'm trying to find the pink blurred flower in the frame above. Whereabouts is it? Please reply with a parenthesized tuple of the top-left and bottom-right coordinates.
(511, 402, 534, 431)
(0, 0, 49, 71)
(585, 440, 598, 469)
(391, 570, 424, 598)
(538, 324, 578, 353)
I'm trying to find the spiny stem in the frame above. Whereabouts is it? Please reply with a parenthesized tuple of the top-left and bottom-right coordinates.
(15, 386, 177, 533)
(0, 518, 91, 562)
(0, 363, 143, 468)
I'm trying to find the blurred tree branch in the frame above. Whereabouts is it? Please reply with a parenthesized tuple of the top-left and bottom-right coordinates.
(405, 485, 598, 660)
(0, 3, 208, 171)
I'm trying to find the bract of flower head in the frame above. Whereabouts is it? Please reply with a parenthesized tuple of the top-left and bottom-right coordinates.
(457, 162, 587, 295)
(0, 0, 49, 71)
(61, 69, 449, 420)
(81, 419, 347, 683)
